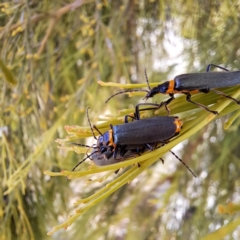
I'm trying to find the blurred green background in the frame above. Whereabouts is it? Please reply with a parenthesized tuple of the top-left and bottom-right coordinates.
(1, 0, 240, 239)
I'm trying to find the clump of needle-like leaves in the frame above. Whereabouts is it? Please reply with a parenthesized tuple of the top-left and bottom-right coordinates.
(45, 82, 240, 235)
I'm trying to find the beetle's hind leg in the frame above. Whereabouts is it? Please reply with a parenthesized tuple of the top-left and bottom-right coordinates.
(211, 89, 240, 105)
(184, 93, 218, 115)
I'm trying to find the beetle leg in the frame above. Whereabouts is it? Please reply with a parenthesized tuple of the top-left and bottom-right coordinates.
(161, 94, 175, 115)
(124, 114, 136, 123)
(185, 93, 218, 115)
(144, 143, 154, 151)
(134, 102, 166, 120)
(113, 146, 119, 159)
(199, 88, 210, 94)
(119, 145, 128, 157)
(206, 64, 229, 72)
(160, 158, 164, 164)
(105, 150, 114, 159)
(211, 89, 240, 104)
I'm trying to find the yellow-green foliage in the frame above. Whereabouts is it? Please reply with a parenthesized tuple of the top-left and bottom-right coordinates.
(1, 1, 240, 240)
(46, 84, 240, 235)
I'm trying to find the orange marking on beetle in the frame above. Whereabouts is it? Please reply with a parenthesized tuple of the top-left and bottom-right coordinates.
(166, 80, 175, 93)
(174, 118, 183, 133)
(108, 129, 117, 149)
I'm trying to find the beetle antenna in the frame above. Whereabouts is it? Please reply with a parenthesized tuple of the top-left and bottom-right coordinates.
(169, 150, 197, 178)
(144, 69, 151, 91)
(93, 125, 103, 136)
(105, 70, 153, 103)
(86, 107, 102, 139)
(105, 89, 149, 103)
(72, 150, 97, 171)
(71, 143, 97, 149)
(105, 69, 154, 103)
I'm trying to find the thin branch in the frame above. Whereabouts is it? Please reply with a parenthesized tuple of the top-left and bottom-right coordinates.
(0, 0, 94, 53)
(0, 13, 46, 39)
(37, 0, 94, 55)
